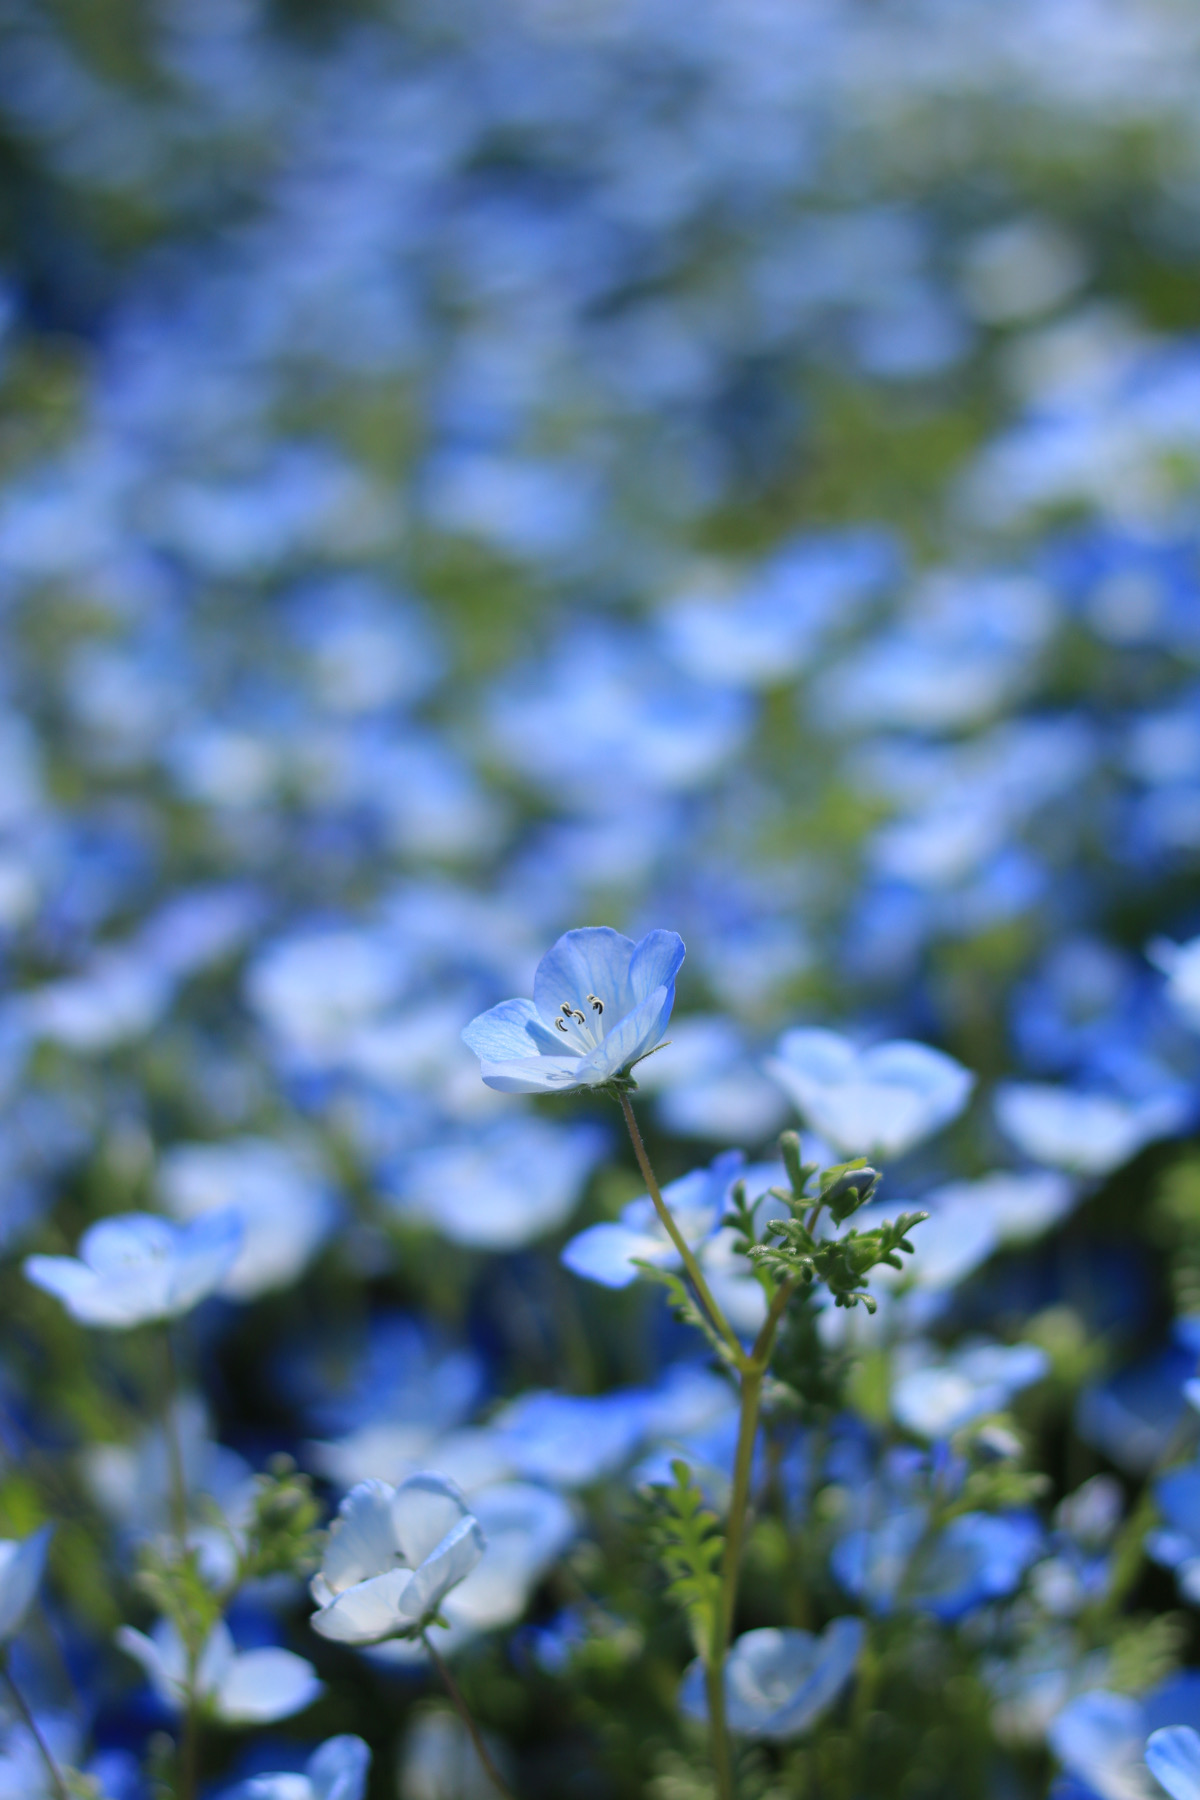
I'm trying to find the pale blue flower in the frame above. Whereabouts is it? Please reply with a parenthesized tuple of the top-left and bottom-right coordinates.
(833, 1509, 1041, 1621)
(921, 1169, 1079, 1247)
(370, 1481, 576, 1663)
(766, 1029, 974, 1157)
(462, 926, 684, 1094)
(562, 1150, 788, 1334)
(1049, 1691, 1152, 1800)
(489, 1390, 649, 1488)
(891, 1340, 1049, 1439)
(561, 1149, 745, 1290)
(679, 1619, 865, 1739)
(117, 1619, 322, 1723)
(221, 1734, 370, 1800)
(1049, 1678, 1200, 1800)
(25, 1211, 243, 1327)
(0, 1525, 51, 1642)
(1150, 934, 1200, 1034)
(1147, 1727, 1200, 1800)
(158, 1137, 334, 1298)
(386, 1116, 606, 1249)
(309, 1475, 485, 1645)
(399, 1708, 508, 1800)
(994, 1081, 1191, 1175)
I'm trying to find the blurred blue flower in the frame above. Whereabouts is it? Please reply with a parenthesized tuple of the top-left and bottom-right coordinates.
(489, 1390, 649, 1489)
(117, 1619, 322, 1724)
(0, 1526, 51, 1643)
(562, 1150, 786, 1335)
(462, 926, 684, 1094)
(220, 1734, 371, 1800)
(766, 1029, 974, 1157)
(1051, 1677, 1200, 1800)
(309, 1475, 485, 1645)
(158, 1138, 335, 1298)
(833, 1508, 1041, 1621)
(657, 528, 898, 689)
(385, 1116, 606, 1249)
(679, 1618, 865, 1739)
(891, 1340, 1049, 1439)
(25, 1211, 242, 1327)
(1147, 1727, 1200, 1800)
(1077, 1335, 1196, 1475)
(995, 1081, 1191, 1175)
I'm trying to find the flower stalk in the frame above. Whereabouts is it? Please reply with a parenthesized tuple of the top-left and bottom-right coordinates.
(422, 1630, 517, 1800)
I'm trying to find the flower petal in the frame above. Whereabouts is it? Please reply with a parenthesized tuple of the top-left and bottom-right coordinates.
(321, 1480, 400, 1595)
(628, 930, 686, 1003)
(479, 1056, 586, 1093)
(561, 1223, 668, 1287)
(396, 1515, 486, 1623)
(216, 1648, 323, 1723)
(310, 1569, 415, 1643)
(391, 1473, 473, 1567)
(461, 997, 559, 1063)
(533, 928, 637, 1032)
(579, 983, 675, 1081)
(1147, 1727, 1200, 1800)
(0, 1526, 51, 1644)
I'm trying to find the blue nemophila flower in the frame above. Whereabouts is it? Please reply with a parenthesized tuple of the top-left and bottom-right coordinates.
(891, 1340, 1049, 1439)
(0, 1525, 51, 1642)
(766, 1029, 974, 1158)
(158, 1138, 334, 1300)
(679, 1619, 865, 1740)
(386, 1116, 606, 1249)
(117, 1619, 323, 1723)
(562, 1149, 787, 1333)
(833, 1508, 1041, 1621)
(461, 926, 684, 1094)
(219, 1734, 370, 1800)
(309, 1475, 485, 1645)
(994, 1080, 1191, 1176)
(24, 1211, 242, 1327)
(1147, 1727, 1200, 1800)
(399, 1707, 509, 1800)
(1050, 1677, 1200, 1800)
(1148, 1455, 1200, 1602)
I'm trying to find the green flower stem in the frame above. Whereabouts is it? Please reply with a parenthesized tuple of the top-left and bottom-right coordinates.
(705, 1657, 736, 1800)
(0, 1657, 71, 1800)
(615, 1097, 803, 1800)
(616, 1091, 745, 1365)
(422, 1631, 518, 1800)
(161, 1325, 200, 1800)
(710, 1278, 799, 1799)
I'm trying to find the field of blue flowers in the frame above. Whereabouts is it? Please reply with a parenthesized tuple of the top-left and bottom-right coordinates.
(6, 2, 1200, 1796)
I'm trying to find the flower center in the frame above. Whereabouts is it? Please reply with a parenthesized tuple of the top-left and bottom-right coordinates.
(553, 992, 606, 1050)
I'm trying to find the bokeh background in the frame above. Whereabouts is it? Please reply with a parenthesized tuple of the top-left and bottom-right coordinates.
(7, 0, 1200, 1795)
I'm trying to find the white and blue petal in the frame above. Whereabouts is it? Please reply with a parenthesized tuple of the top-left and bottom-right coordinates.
(310, 1568, 416, 1643)
(215, 1647, 323, 1723)
(533, 928, 637, 1032)
(0, 1526, 52, 1643)
(479, 1055, 586, 1094)
(1147, 1727, 1200, 1800)
(461, 997, 559, 1062)
(391, 1474, 473, 1568)
(561, 1222, 670, 1287)
(319, 1481, 400, 1597)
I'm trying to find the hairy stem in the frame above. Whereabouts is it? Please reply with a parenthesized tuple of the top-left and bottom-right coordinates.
(161, 1325, 200, 1800)
(423, 1631, 517, 1800)
(705, 1657, 736, 1800)
(616, 1091, 744, 1363)
(711, 1279, 798, 1795)
(1, 1659, 71, 1800)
